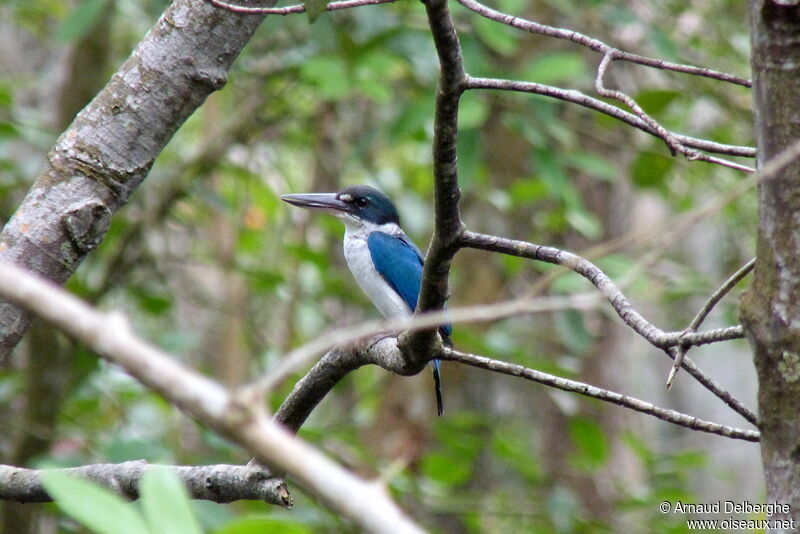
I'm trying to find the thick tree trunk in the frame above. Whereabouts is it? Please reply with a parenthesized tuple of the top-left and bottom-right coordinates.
(742, 1, 800, 528)
(0, 0, 267, 361)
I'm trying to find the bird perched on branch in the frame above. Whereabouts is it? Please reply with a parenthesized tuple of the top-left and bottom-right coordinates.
(282, 185, 450, 416)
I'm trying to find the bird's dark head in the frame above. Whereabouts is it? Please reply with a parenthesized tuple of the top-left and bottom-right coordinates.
(281, 185, 400, 226)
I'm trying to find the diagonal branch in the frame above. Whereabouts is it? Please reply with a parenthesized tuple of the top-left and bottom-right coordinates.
(459, 230, 758, 426)
(465, 76, 755, 159)
(443, 348, 759, 441)
(594, 52, 751, 171)
(665, 257, 756, 388)
(0, 261, 426, 534)
(456, 0, 751, 87)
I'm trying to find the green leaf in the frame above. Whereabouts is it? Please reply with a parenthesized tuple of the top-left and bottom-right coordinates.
(524, 52, 587, 85)
(353, 52, 398, 104)
(141, 466, 203, 534)
(568, 417, 609, 471)
(631, 150, 674, 189)
(304, 0, 329, 24)
(215, 517, 312, 534)
(564, 152, 617, 181)
(473, 16, 519, 55)
(458, 96, 489, 130)
(565, 207, 603, 240)
(553, 309, 592, 354)
(131, 287, 173, 315)
(56, 0, 110, 42)
(421, 451, 473, 486)
(635, 89, 681, 115)
(299, 56, 350, 100)
(41, 470, 150, 534)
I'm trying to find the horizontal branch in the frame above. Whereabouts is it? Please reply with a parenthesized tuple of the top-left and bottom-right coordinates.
(204, 0, 396, 15)
(443, 348, 759, 441)
(465, 76, 756, 159)
(0, 462, 290, 506)
(457, 0, 751, 87)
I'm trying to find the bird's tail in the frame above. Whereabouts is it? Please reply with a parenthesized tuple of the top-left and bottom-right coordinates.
(433, 359, 443, 416)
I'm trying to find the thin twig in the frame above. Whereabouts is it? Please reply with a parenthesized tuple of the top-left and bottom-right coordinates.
(464, 76, 755, 160)
(204, 0, 396, 15)
(443, 348, 758, 440)
(247, 293, 603, 398)
(456, 0, 751, 87)
(459, 230, 758, 425)
(594, 52, 752, 170)
(665, 258, 756, 389)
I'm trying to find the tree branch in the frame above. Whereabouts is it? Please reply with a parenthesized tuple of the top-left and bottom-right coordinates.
(0, 0, 270, 362)
(401, 0, 468, 364)
(464, 76, 755, 159)
(0, 462, 290, 506)
(594, 52, 751, 171)
(443, 348, 759, 441)
(459, 230, 758, 425)
(204, 0, 397, 14)
(456, 0, 751, 87)
(268, 334, 759, 443)
(0, 262, 426, 534)
(666, 258, 756, 388)
(453, 0, 754, 170)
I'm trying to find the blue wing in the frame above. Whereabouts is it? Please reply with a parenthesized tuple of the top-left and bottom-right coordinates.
(367, 231, 452, 339)
(368, 231, 450, 416)
(367, 231, 424, 312)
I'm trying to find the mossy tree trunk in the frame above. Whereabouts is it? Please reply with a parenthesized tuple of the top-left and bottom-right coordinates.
(742, 1, 800, 527)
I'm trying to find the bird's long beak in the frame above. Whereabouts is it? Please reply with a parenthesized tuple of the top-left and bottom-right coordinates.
(281, 192, 350, 215)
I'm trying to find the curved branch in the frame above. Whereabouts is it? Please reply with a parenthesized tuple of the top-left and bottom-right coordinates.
(593, 52, 751, 170)
(456, 0, 751, 87)
(274, 347, 365, 432)
(459, 230, 758, 426)
(0, 462, 290, 506)
(465, 76, 756, 161)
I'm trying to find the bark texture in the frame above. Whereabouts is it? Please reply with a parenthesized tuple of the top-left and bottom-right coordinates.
(0, 0, 267, 360)
(742, 0, 800, 526)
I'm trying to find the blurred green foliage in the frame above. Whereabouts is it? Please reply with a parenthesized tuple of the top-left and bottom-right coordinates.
(1, 0, 758, 532)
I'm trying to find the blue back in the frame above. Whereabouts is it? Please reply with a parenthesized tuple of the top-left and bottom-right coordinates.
(367, 231, 452, 338)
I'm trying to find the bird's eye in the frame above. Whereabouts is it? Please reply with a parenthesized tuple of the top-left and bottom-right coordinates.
(355, 197, 369, 208)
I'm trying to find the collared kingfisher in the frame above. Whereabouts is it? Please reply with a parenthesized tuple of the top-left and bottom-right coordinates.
(281, 185, 450, 416)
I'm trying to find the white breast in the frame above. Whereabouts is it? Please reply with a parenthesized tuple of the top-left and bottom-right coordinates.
(343, 225, 411, 319)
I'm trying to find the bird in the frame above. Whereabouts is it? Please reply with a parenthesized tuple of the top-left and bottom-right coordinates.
(281, 184, 450, 416)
